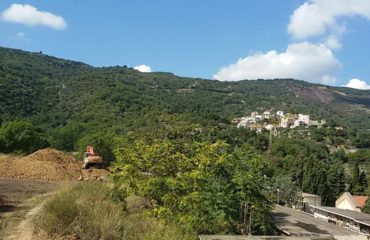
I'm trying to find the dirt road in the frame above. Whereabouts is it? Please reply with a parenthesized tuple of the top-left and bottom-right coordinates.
(0, 150, 109, 240)
(0, 177, 64, 240)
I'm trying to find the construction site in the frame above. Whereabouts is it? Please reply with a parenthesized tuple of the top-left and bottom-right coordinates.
(0, 148, 109, 239)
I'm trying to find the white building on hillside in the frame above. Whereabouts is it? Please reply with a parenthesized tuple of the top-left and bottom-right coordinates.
(298, 114, 310, 125)
(265, 124, 274, 131)
(255, 115, 263, 121)
(250, 111, 259, 117)
(237, 117, 254, 128)
(280, 117, 295, 128)
(276, 111, 284, 118)
(291, 119, 300, 128)
(263, 111, 270, 119)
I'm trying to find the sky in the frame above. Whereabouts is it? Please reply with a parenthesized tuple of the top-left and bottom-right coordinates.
(0, 1, 370, 89)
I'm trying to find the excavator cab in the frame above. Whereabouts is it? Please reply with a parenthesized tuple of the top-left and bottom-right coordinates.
(82, 146, 103, 169)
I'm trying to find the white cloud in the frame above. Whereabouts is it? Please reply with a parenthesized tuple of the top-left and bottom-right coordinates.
(1, 4, 66, 30)
(288, 0, 370, 40)
(344, 78, 370, 90)
(213, 42, 341, 84)
(134, 64, 152, 73)
(214, 1, 370, 85)
(324, 35, 342, 50)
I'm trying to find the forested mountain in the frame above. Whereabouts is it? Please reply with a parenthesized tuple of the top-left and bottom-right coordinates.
(3, 46, 370, 235)
(1, 46, 370, 132)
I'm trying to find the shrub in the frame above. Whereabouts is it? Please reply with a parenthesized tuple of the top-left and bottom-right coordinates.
(48, 122, 86, 151)
(123, 213, 196, 240)
(36, 182, 195, 240)
(0, 120, 47, 154)
(35, 182, 126, 240)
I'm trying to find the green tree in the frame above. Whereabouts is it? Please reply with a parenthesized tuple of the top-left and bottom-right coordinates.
(350, 160, 367, 195)
(326, 163, 346, 206)
(0, 120, 47, 154)
(301, 155, 328, 201)
(112, 135, 274, 235)
(49, 122, 85, 151)
(338, 168, 346, 195)
(359, 171, 368, 194)
(271, 175, 300, 206)
(363, 199, 370, 214)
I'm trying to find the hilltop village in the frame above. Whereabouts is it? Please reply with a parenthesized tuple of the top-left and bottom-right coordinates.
(233, 110, 327, 132)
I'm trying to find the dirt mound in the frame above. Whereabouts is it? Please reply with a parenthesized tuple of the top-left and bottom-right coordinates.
(0, 149, 81, 181)
(0, 149, 110, 181)
(22, 148, 78, 164)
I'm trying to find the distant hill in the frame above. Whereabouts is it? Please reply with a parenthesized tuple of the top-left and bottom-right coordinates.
(1, 46, 370, 131)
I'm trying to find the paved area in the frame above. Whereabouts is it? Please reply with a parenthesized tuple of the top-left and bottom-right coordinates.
(272, 205, 360, 237)
(199, 235, 333, 240)
(198, 206, 368, 240)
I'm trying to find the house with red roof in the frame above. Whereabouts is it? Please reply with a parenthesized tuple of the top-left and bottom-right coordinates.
(336, 192, 368, 212)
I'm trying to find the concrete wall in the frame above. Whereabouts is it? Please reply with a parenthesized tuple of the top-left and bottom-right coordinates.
(334, 236, 368, 240)
(303, 195, 322, 206)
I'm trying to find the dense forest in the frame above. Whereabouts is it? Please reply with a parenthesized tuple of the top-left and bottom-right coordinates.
(1, 46, 370, 236)
(2, 46, 370, 132)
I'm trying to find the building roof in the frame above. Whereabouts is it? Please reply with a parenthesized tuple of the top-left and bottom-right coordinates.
(198, 236, 333, 240)
(353, 195, 369, 209)
(312, 205, 370, 226)
(301, 192, 321, 198)
(336, 192, 360, 209)
(336, 192, 369, 210)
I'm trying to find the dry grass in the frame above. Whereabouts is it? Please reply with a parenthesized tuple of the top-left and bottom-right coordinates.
(123, 213, 196, 240)
(35, 182, 197, 240)
(35, 181, 125, 240)
(35, 181, 197, 240)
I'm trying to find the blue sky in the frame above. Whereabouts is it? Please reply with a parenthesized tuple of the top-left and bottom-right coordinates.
(0, 1, 370, 89)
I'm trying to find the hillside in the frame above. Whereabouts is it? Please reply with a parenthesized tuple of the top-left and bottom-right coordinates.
(3, 46, 370, 238)
(1, 46, 370, 131)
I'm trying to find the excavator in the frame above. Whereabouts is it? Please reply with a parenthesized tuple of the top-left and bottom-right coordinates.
(82, 146, 103, 169)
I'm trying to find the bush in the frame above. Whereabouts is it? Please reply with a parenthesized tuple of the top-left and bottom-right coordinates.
(123, 213, 196, 240)
(36, 182, 196, 240)
(35, 182, 126, 240)
(48, 122, 86, 151)
(0, 120, 47, 154)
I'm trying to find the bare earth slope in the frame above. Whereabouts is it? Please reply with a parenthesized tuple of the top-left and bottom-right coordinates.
(0, 149, 81, 181)
(0, 149, 109, 181)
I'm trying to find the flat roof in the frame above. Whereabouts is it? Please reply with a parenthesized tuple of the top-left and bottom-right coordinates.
(198, 235, 333, 240)
(312, 206, 370, 226)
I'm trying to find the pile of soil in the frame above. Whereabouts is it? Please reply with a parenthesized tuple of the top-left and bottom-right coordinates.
(0, 149, 110, 181)
(0, 149, 81, 181)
